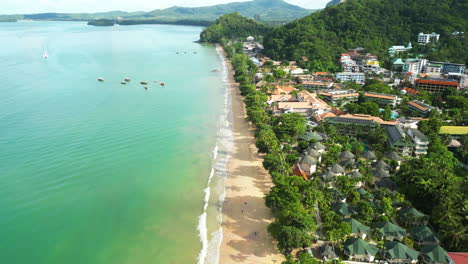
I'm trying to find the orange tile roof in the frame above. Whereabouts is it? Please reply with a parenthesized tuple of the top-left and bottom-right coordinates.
(271, 85, 297, 95)
(315, 112, 336, 121)
(331, 107, 347, 115)
(338, 114, 397, 126)
(416, 79, 459, 86)
(408, 101, 428, 112)
(293, 164, 308, 180)
(403, 87, 420, 95)
(319, 92, 359, 98)
(314, 72, 330, 75)
(363, 93, 396, 100)
(302, 82, 330, 86)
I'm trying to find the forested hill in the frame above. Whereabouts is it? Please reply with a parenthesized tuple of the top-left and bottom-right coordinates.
(145, 0, 313, 23)
(199, 13, 270, 43)
(1, 0, 314, 25)
(263, 0, 468, 72)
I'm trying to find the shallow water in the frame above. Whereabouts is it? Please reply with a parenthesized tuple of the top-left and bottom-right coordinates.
(0, 21, 227, 264)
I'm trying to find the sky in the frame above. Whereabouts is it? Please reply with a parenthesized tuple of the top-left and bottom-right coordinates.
(2, 0, 330, 14)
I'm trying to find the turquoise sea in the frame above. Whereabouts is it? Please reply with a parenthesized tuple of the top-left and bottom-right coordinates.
(0, 21, 231, 264)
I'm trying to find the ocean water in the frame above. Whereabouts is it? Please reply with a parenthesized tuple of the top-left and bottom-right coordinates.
(0, 21, 231, 264)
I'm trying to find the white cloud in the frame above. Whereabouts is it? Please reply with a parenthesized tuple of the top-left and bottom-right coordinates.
(2, 0, 330, 14)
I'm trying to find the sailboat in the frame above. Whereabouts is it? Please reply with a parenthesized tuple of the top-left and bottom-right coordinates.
(43, 49, 48, 59)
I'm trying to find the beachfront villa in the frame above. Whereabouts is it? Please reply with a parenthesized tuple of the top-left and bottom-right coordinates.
(344, 218, 371, 239)
(270, 90, 332, 116)
(343, 238, 379, 262)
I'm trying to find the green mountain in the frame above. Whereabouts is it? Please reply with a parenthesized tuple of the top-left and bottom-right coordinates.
(144, 0, 313, 22)
(263, 0, 467, 71)
(200, 13, 270, 43)
(1, 0, 314, 25)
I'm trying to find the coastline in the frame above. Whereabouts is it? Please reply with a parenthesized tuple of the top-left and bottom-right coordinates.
(216, 44, 284, 264)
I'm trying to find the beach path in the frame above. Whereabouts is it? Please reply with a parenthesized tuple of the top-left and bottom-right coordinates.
(218, 45, 284, 264)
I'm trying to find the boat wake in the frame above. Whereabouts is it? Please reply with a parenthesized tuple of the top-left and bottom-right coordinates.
(197, 47, 233, 264)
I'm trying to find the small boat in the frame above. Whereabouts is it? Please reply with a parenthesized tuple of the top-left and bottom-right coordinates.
(140, 81, 148, 85)
(211, 69, 220, 72)
(43, 53, 48, 59)
(144, 86, 148, 90)
(125, 78, 131, 82)
(121, 81, 126, 85)
(160, 82, 165, 86)
(98, 78, 104, 82)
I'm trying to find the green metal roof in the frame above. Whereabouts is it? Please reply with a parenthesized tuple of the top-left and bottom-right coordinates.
(299, 131, 323, 141)
(398, 207, 428, 220)
(344, 218, 371, 234)
(420, 245, 450, 263)
(333, 202, 359, 217)
(410, 226, 439, 243)
(344, 238, 379, 256)
(373, 221, 406, 238)
(383, 241, 419, 260)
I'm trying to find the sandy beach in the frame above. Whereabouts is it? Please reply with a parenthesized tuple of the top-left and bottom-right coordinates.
(217, 45, 284, 264)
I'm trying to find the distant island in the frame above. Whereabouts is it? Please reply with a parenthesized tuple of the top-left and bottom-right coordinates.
(0, 0, 316, 27)
(87, 19, 115, 26)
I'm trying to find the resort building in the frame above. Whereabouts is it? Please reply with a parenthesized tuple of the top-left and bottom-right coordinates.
(326, 114, 397, 136)
(269, 85, 297, 95)
(382, 241, 420, 264)
(272, 90, 331, 116)
(415, 78, 460, 93)
(296, 74, 315, 83)
(418, 32, 440, 45)
(301, 81, 334, 91)
(363, 92, 401, 107)
(409, 226, 439, 245)
(335, 72, 365, 84)
(407, 128, 429, 156)
(373, 221, 406, 241)
(438, 62, 465, 75)
(343, 238, 379, 262)
(362, 59, 380, 72)
(386, 125, 415, 156)
(403, 59, 428, 74)
(389, 43, 412, 56)
(340, 53, 360, 72)
(420, 245, 451, 264)
(425, 62, 444, 76)
(407, 100, 438, 116)
(318, 90, 359, 106)
(344, 218, 371, 239)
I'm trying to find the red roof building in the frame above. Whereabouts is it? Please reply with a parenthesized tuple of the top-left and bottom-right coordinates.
(415, 78, 459, 93)
(447, 252, 468, 264)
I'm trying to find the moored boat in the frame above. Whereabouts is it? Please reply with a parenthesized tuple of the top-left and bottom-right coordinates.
(121, 81, 126, 85)
(98, 78, 104, 82)
(140, 81, 148, 85)
(160, 82, 165, 86)
(125, 78, 131, 82)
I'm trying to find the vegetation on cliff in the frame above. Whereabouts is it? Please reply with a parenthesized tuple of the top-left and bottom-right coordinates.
(200, 13, 270, 43)
(263, 0, 468, 71)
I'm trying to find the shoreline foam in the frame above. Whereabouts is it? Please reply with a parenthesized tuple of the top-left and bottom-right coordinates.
(197, 45, 234, 264)
(216, 44, 284, 264)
